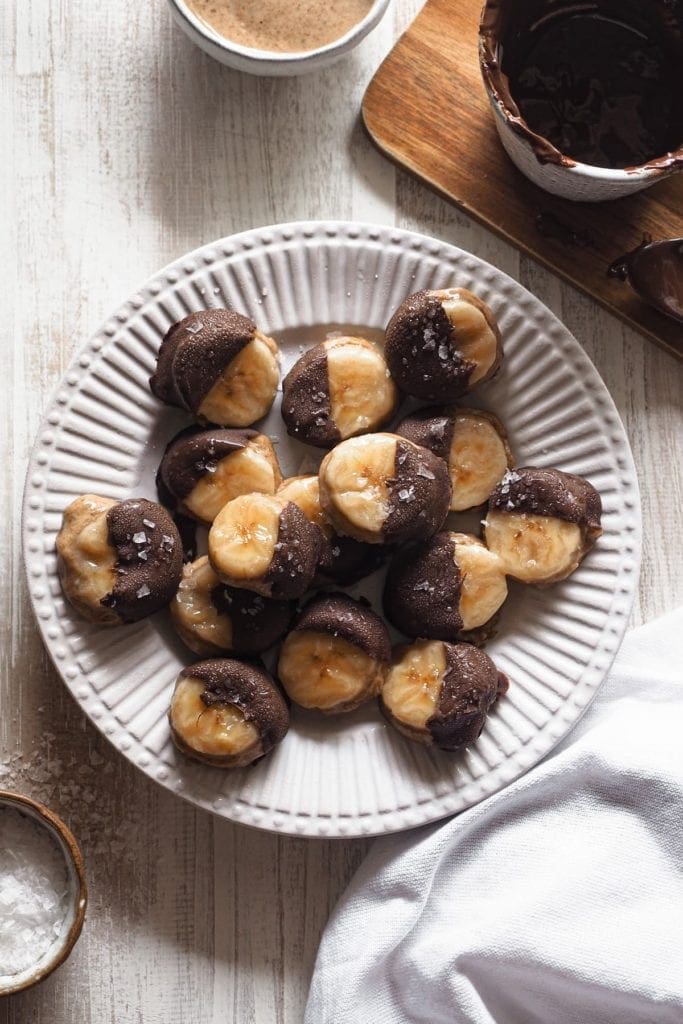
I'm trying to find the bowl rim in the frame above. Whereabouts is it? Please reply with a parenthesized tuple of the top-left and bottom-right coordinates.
(478, 0, 683, 183)
(168, 0, 390, 65)
(0, 790, 87, 996)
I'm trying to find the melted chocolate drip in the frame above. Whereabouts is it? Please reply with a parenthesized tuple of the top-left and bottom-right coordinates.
(536, 212, 595, 248)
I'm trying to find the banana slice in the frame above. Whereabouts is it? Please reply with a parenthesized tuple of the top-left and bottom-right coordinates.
(57, 494, 182, 625)
(318, 432, 452, 545)
(171, 555, 294, 656)
(380, 639, 507, 750)
(277, 475, 329, 534)
(384, 531, 508, 641)
(199, 332, 280, 428)
(396, 406, 513, 511)
(169, 658, 289, 768)
(277, 593, 391, 713)
(484, 467, 602, 585)
(149, 308, 280, 428)
(385, 288, 502, 401)
(158, 427, 282, 526)
(277, 475, 388, 585)
(282, 336, 399, 447)
(208, 492, 321, 598)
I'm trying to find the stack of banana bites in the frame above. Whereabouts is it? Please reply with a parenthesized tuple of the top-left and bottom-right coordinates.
(56, 289, 603, 770)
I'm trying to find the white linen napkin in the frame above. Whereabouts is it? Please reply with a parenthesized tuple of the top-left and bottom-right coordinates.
(305, 608, 683, 1024)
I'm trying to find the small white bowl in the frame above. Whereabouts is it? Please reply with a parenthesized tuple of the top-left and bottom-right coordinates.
(167, 0, 391, 76)
(479, 3, 683, 203)
(0, 791, 87, 996)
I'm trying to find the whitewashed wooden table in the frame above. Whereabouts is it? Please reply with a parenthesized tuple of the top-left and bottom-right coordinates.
(2, 2, 682, 1021)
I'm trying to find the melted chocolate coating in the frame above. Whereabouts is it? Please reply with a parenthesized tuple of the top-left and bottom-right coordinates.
(428, 643, 506, 750)
(383, 533, 463, 639)
(316, 533, 388, 586)
(385, 291, 475, 401)
(505, 4, 683, 169)
(281, 345, 340, 447)
(210, 585, 295, 654)
(292, 593, 391, 663)
(149, 309, 255, 413)
(395, 407, 456, 461)
(155, 466, 197, 562)
(489, 467, 602, 533)
(384, 440, 451, 544)
(264, 501, 322, 599)
(103, 499, 183, 622)
(181, 658, 289, 753)
(480, 0, 683, 172)
(159, 426, 257, 504)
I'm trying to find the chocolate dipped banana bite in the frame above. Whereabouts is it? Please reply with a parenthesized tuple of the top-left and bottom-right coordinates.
(169, 658, 289, 768)
(396, 406, 513, 511)
(158, 427, 282, 526)
(277, 593, 391, 714)
(318, 433, 452, 545)
(380, 640, 508, 750)
(150, 308, 280, 427)
(384, 531, 508, 642)
(171, 555, 295, 656)
(484, 468, 602, 585)
(282, 335, 399, 447)
(385, 289, 502, 401)
(277, 475, 386, 585)
(208, 492, 321, 599)
(57, 495, 182, 624)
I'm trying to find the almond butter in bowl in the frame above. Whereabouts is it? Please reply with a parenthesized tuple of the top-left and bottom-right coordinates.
(186, 0, 374, 54)
(167, 0, 392, 76)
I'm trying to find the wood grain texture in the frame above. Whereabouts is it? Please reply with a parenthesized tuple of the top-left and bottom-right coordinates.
(363, 0, 683, 361)
(1, 1, 682, 1022)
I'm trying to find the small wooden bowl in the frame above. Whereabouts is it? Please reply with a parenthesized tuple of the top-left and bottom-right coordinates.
(0, 791, 87, 996)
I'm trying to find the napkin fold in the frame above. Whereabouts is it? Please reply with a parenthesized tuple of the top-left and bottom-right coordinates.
(305, 608, 683, 1024)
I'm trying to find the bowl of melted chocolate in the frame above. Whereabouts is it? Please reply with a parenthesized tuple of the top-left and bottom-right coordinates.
(167, 0, 391, 76)
(480, 0, 683, 201)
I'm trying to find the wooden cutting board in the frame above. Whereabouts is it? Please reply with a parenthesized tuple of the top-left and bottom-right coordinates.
(362, 0, 682, 360)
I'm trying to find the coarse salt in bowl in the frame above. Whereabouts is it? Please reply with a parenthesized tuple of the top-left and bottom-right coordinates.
(0, 792, 87, 996)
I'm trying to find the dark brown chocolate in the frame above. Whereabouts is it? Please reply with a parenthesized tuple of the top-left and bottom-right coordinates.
(536, 212, 595, 249)
(489, 467, 602, 534)
(263, 502, 322, 599)
(281, 344, 339, 448)
(158, 426, 257, 505)
(480, 0, 683, 171)
(181, 658, 289, 753)
(149, 318, 185, 406)
(155, 467, 197, 562)
(210, 585, 295, 654)
(149, 309, 256, 413)
(383, 532, 463, 640)
(385, 291, 476, 401)
(428, 643, 504, 750)
(384, 439, 451, 544)
(608, 237, 683, 324)
(316, 533, 388, 586)
(103, 498, 183, 622)
(395, 407, 457, 461)
(291, 593, 391, 663)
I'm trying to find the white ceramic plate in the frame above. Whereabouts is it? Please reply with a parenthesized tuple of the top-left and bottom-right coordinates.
(23, 222, 641, 837)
